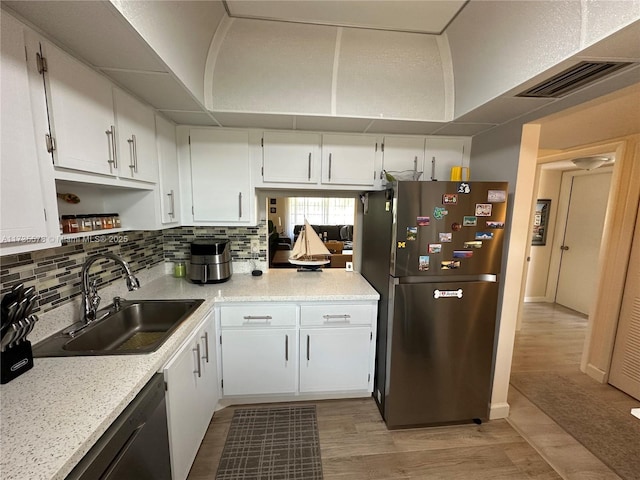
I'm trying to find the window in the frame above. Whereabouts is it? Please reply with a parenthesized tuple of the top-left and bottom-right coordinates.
(287, 197, 355, 237)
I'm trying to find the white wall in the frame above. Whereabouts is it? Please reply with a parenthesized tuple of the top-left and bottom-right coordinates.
(446, 0, 640, 117)
(111, 0, 225, 105)
(524, 169, 562, 301)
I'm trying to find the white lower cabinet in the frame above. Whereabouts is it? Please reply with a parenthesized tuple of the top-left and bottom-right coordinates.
(299, 327, 372, 393)
(221, 328, 296, 395)
(163, 312, 217, 480)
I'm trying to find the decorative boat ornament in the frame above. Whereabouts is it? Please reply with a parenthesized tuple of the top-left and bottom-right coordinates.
(288, 219, 331, 271)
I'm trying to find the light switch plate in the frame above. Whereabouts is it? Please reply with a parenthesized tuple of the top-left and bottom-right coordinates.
(345, 262, 353, 271)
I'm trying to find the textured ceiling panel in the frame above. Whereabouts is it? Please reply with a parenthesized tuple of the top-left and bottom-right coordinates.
(336, 28, 446, 121)
(293, 116, 374, 133)
(455, 96, 555, 124)
(211, 19, 335, 115)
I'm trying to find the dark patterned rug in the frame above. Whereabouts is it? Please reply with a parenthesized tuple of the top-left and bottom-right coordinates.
(216, 405, 323, 480)
(511, 372, 640, 480)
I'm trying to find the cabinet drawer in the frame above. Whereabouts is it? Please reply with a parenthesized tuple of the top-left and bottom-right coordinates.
(300, 304, 374, 326)
(220, 304, 297, 327)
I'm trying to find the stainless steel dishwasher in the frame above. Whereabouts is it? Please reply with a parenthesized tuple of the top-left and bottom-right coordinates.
(66, 373, 171, 480)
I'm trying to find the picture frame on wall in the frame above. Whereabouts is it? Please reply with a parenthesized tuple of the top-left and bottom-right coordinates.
(270, 207, 277, 214)
(269, 198, 277, 205)
(532, 199, 551, 246)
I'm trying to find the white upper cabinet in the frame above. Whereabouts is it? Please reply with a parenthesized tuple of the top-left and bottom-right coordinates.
(262, 131, 320, 184)
(425, 137, 471, 182)
(113, 88, 158, 183)
(0, 13, 52, 248)
(321, 133, 378, 186)
(189, 129, 253, 224)
(41, 40, 117, 176)
(381, 136, 426, 179)
(156, 115, 180, 224)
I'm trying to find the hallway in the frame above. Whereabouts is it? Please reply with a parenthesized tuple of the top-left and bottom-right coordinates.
(507, 302, 639, 480)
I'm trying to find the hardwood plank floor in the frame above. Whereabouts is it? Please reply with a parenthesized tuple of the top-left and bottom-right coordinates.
(187, 302, 626, 480)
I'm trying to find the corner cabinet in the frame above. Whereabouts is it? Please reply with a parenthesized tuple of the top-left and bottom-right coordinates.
(189, 128, 254, 225)
(156, 115, 181, 224)
(218, 301, 376, 399)
(321, 134, 378, 186)
(163, 311, 217, 480)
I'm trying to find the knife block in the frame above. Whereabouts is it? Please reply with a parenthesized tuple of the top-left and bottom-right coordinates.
(0, 341, 34, 384)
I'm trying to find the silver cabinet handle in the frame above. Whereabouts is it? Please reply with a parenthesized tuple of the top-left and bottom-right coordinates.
(132, 134, 138, 173)
(127, 137, 135, 171)
(238, 192, 242, 218)
(322, 314, 351, 323)
(243, 315, 272, 324)
(306, 335, 310, 361)
(328, 153, 332, 181)
(308, 152, 311, 180)
(167, 190, 175, 217)
(193, 343, 201, 378)
(201, 331, 210, 363)
(105, 126, 117, 170)
(285, 334, 289, 361)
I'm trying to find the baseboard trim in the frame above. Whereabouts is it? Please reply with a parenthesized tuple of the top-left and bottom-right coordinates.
(585, 363, 607, 383)
(489, 402, 510, 419)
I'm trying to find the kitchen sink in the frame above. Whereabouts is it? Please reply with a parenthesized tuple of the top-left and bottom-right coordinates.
(32, 299, 204, 357)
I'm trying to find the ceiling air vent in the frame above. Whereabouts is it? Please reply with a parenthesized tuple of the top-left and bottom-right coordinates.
(516, 61, 633, 98)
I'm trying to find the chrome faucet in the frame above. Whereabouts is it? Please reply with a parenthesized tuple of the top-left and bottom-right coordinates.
(81, 253, 140, 324)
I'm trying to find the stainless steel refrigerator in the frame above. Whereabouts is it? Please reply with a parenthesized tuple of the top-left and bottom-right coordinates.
(361, 181, 508, 428)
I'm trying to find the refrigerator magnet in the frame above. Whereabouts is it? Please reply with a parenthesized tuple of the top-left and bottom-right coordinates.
(439, 232, 452, 242)
(453, 250, 473, 258)
(475, 232, 494, 240)
(451, 222, 462, 231)
(417, 216, 430, 226)
(457, 182, 471, 194)
(463, 216, 477, 226)
(441, 260, 461, 269)
(419, 255, 430, 271)
(464, 241, 483, 249)
(433, 207, 448, 220)
(397, 241, 406, 249)
(475, 203, 492, 216)
(406, 227, 417, 240)
(486, 221, 504, 229)
(428, 243, 442, 254)
(442, 194, 458, 205)
(488, 190, 507, 203)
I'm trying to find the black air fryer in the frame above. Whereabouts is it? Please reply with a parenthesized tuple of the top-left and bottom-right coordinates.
(189, 240, 232, 283)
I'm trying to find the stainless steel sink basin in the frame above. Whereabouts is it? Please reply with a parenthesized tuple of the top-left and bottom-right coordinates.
(33, 299, 204, 357)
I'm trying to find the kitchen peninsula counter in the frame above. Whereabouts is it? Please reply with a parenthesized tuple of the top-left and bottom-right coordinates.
(0, 270, 378, 480)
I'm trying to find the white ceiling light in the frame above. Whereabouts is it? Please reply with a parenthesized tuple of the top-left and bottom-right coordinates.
(571, 156, 613, 170)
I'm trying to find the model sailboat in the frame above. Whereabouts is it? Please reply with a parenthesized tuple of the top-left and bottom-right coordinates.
(289, 219, 331, 270)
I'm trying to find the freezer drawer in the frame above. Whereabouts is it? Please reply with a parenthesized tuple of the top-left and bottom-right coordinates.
(383, 280, 498, 428)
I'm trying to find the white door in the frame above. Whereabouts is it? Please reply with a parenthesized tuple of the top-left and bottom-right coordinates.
(263, 131, 320, 184)
(156, 115, 180, 224)
(43, 40, 117, 176)
(382, 136, 425, 179)
(1, 13, 48, 243)
(609, 203, 640, 400)
(321, 134, 377, 186)
(189, 129, 251, 223)
(555, 171, 612, 314)
(221, 328, 296, 396)
(299, 327, 372, 393)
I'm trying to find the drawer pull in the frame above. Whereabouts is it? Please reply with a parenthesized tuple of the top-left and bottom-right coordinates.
(322, 314, 351, 323)
(243, 315, 272, 324)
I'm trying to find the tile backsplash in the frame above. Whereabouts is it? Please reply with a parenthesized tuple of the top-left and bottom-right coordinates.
(0, 224, 268, 314)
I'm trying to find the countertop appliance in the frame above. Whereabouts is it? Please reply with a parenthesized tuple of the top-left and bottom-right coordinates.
(189, 239, 232, 284)
(361, 181, 508, 428)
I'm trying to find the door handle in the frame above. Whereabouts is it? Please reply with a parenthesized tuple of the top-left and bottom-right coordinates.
(193, 343, 202, 377)
(106, 126, 117, 170)
(328, 153, 332, 181)
(167, 190, 175, 218)
(285, 334, 289, 361)
(306, 335, 310, 361)
(201, 331, 210, 363)
(127, 137, 135, 172)
(308, 152, 311, 180)
(238, 192, 242, 218)
(560, 245, 570, 251)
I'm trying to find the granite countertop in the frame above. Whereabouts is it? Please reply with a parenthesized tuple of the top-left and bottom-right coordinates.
(0, 269, 378, 480)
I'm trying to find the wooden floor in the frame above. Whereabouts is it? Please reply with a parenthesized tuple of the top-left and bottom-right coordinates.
(187, 302, 622, 480)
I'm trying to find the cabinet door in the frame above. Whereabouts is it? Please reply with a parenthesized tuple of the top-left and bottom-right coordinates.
(425, 137, 469, 182)
(262, 131, 320, 184)
(299, 327, 372, 393)
(113, 88, 158, 183)
(43, 40, 116, 176)
(321, 134, 377, 186)
(221, 328, 296, 396)
(164, 328, 210, 480)
(189, 129, 252, 223)
(382, 136, 425, 179)
(156, 115, 180, 224)
(197, 314, 219, 422)
(1, 14, 49, 243)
